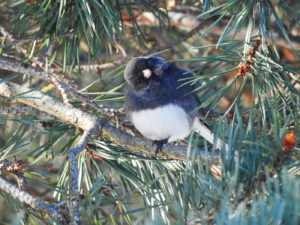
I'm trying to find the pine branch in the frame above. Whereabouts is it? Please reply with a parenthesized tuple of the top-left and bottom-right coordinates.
(0, 81, 99, 131)
(67, 129, 99, 224)
(73, 17, 211, 72)
(135, 10, 300, 49)
(0, 177, 66, 223)
(0, 80, 217, 160)
(0, 54, 117, 117)
(0, 53, 219, 160)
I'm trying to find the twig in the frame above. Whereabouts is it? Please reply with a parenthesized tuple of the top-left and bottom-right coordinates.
(67, 129, 93, 225)
(0, 106, 48, 116)
(0, 159, 53, 172)
(59, 83, 115, 117)
(85, 146, 104, 160)
(0, 54, 52, 80)
(114, 42, 127, 57)
(73, 58, 127, 72)
(0, 176, 66, 222)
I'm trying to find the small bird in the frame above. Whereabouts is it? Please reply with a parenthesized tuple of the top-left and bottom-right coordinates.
(124, 57, 228, 153)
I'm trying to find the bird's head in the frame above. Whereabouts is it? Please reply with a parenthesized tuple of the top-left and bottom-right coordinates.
(124, 57, 169, 91)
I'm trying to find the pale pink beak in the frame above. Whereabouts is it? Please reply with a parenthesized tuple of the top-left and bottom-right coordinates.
(142, 69, 152, 79)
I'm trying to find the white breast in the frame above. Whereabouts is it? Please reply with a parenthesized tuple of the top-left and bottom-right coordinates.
(131, 104, 192, 142)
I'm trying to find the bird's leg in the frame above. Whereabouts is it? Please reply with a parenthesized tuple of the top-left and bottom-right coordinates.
(152, 139, 168, 155)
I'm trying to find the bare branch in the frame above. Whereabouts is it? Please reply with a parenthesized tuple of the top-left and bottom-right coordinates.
(67, 129, 93, 225)
(0, 81, 99, 131)
(0, 176, 65, 222)
(0, 54, 52, 80)
(100, 121, 218, 160)
(0, 106, 45, 115)
(0, 159, 53, 172)
(73, 59, 126, 72)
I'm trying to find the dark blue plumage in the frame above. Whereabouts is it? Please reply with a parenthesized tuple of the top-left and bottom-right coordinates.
(125, 57, 197, 116)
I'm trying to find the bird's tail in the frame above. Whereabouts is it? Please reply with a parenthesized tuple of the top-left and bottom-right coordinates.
(192, 118, 229, 153)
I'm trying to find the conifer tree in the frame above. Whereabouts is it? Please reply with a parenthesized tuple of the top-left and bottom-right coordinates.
(0, 0, 299, 224)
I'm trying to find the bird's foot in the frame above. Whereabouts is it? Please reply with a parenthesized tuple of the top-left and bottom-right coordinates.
(152, 139, 168, 155)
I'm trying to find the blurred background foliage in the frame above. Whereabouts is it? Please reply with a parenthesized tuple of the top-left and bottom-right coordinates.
(0, 0, 299, 224)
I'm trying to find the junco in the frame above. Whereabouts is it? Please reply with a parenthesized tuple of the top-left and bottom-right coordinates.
(124, 57, 228, 153)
